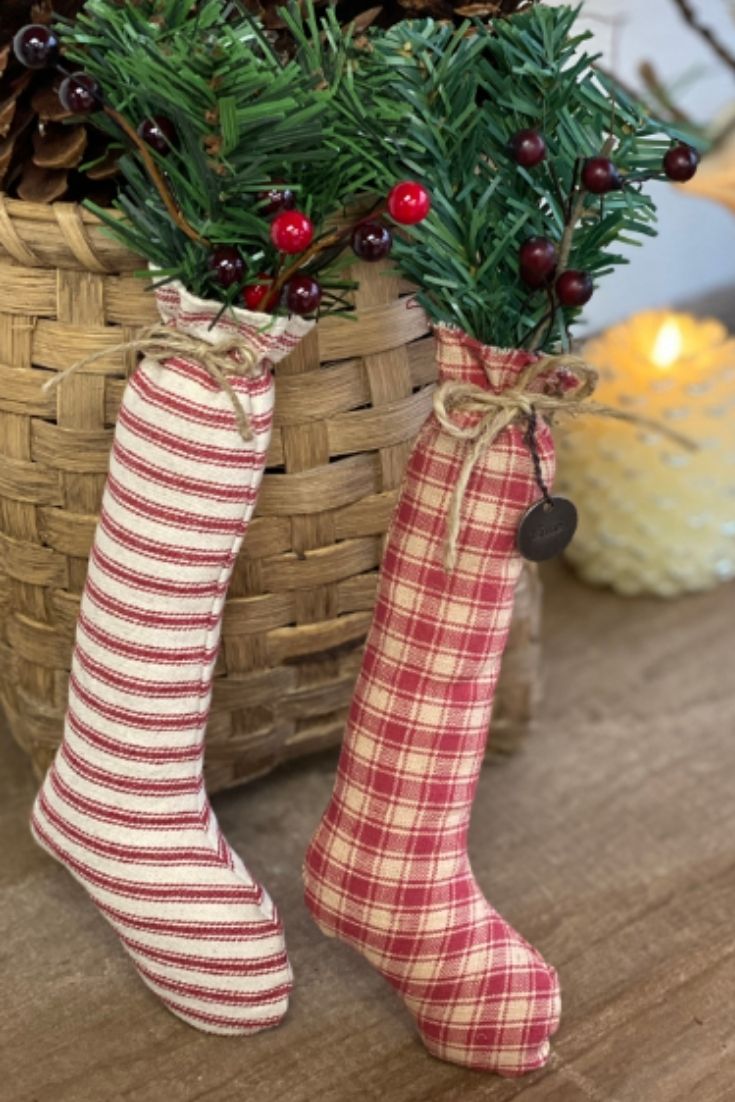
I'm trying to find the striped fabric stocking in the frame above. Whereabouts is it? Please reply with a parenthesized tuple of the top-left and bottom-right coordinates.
(304, 325, 562, 1075)
(32, 282, 312, 1035)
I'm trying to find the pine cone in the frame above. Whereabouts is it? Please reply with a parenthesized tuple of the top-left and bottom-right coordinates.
(1, 0, 533, 204)
(0, 0, 119, 204)
(282, 0, 530, 22)
(246, 0, 534, 52)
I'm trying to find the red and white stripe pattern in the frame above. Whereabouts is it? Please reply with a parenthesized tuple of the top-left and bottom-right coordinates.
(304, 325, 562, 1075)
(32, 282, 313, 1035)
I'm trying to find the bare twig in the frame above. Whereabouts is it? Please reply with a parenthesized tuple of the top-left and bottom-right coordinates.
(525, 137, 615, 352)
(671, 0, 735, 76)
(557, 137, 613, 273)
(54, 58, 209, 247)
(102, 104, 209, 247)
(638, 60, 693, 124)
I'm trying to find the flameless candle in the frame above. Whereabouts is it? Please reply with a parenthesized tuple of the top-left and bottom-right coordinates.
(556, 311, 735, 596)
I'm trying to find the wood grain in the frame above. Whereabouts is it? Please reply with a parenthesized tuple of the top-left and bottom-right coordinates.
(2, 562, 734, 1102)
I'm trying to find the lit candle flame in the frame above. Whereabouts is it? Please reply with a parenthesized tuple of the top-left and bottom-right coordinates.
(651, 317, 684, 370)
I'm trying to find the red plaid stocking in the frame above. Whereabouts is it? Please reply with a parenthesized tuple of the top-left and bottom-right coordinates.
(304, 325, 562, 1075)
(32, 283, 312, 1034)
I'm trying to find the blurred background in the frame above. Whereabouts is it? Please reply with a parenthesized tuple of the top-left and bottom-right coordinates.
(551, 0, 735, 331)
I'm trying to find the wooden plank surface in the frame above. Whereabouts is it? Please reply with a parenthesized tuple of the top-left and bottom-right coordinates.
(2, 562, 734, 1102)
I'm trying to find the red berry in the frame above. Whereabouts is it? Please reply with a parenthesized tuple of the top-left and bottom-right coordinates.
(351, 220, 393, 262)
(509, 129, 547, 168)
(663, 143, 699, 182)
(208, 246, 245, 289)
(519, 236, 557, 289)
(138, 115, 177, 155)
(59, 72, 100, 115)
(257, 186, 295, 217)
(387, 181, 431, 225)
(13, 24, 59, 69)
(556, 270, 594, 308)
(582, 156, 622, 194)
(270, 210, 314, 253)
(284, 275, 322, 316)
(243, 276, 273, 312)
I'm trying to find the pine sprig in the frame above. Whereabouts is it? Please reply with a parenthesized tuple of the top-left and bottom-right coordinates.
(331, 6, 700, 350)
(57, 0, 371, 313)
(52, 1, 700, 342)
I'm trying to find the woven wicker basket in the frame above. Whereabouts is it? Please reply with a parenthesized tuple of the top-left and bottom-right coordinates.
(0, 195, 542, 793)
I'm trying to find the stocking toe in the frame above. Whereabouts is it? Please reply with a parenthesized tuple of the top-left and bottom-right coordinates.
(416, 941, 560, 1075)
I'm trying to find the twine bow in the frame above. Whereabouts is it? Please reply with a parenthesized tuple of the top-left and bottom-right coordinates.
(433, 352, 697, 571)
(42, 324, 262, 441)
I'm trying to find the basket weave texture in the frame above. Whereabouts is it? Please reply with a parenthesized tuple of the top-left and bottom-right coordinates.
(0, 195, 541, 792)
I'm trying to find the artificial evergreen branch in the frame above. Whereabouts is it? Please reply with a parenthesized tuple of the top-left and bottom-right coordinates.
(52, 0, 380, 314)
(323, 6, 700, 350)
(22, 0, 699, 342)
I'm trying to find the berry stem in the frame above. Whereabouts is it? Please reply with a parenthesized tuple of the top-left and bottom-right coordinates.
(522, 290, 556, 352)
(525, 136, 614, 352)
(101, 103, 209, 247)
(557, 136, 614, 274)
(671, 0, 735, 74)
(547, 161, 568, 219)
(53, 56, 208, 248)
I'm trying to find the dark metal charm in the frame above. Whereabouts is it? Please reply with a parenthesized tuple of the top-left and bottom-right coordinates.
(517, 495, 578, 561)
(518, 409, 578, 561)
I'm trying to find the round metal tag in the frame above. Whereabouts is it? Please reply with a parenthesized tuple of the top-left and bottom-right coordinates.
(517, 496, 578, 562)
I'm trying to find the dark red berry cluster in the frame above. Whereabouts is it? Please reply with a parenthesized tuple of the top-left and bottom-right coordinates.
(518, 237, 592, 307)
(13, 15, 435, 321)
(348, 182, 431, 267)
(509, 127, 699, 309)
(241, 180, 430, 317)
(204, 193, 317, 309)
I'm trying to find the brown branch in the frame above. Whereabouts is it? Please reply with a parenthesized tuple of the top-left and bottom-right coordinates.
(51, 57, 208, 247)
(671, 0, 735, 76)
(557, 137, 614, 274)
(525, 137, 615, 352)
(266, 223, 348, 305)
(638, 60, 693, 125)
(102, 104, 210, 247)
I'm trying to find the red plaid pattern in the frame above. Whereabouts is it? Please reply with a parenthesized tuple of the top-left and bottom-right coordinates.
(32, 283, 312, 1034)
(304, 324, 562, 1075)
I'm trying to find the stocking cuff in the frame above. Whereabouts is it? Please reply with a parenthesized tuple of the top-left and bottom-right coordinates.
(433, 323, 544, 393)
(155, 279, 314, 368)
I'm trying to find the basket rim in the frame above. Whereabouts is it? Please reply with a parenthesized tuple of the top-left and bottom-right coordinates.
(0, 194, 112, 225)
(0, 191, 137, 271)
(0, 192, 377, 273)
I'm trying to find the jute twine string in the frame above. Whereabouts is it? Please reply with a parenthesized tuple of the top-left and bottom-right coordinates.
(42, 324, 262, 442)
(433, 352, 697, 571)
